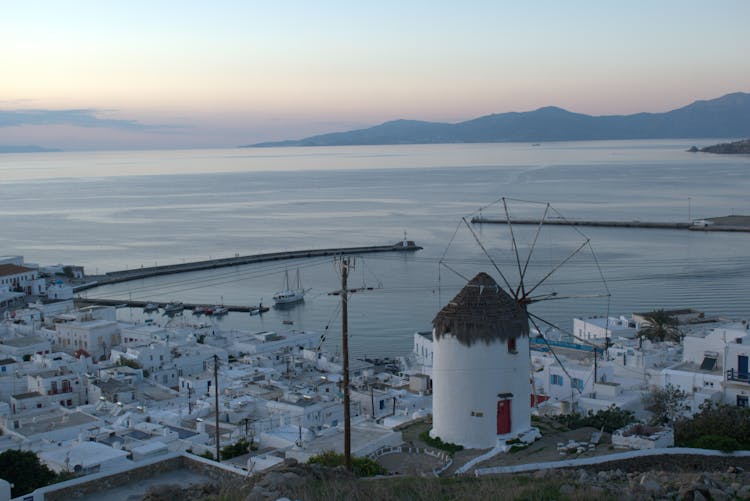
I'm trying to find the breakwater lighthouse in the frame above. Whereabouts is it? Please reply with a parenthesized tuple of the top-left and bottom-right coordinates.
(430, 272, 532, 449)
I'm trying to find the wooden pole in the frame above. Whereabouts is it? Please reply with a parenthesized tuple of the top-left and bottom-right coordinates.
(341, 257, 352, 471)
(214, 354, 220, 462)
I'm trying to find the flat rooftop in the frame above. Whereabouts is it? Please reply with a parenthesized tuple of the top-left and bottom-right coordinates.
(0, 335, 47, 347)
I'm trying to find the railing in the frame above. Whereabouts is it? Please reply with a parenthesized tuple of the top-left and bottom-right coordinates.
(727, 368, 750, 383)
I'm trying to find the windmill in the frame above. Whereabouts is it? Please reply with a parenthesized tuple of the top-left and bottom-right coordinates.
(430, 198, 610, 448)
(439, 197, 611, 349)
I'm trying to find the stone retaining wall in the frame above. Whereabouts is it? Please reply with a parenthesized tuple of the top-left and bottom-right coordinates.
(39, 454, 245, 501)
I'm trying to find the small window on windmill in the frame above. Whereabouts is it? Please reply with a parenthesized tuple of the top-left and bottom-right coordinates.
(507, 337, 517, 354)
(700, 352, 718, 371)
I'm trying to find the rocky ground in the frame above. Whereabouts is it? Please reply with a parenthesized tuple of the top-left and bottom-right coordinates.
(139, 459, 750, 500)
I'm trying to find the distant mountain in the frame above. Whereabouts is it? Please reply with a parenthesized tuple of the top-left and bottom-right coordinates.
(0, 145, 61, 153)
(691, 138, 750, 154)
(246, 92, 750, 147)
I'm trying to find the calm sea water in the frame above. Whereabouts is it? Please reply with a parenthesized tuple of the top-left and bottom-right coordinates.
(1, 141, 749, 357)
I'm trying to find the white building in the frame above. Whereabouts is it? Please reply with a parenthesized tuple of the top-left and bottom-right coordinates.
(40, 441, 131, 475)
(0, 335, 52, 359)
(53, 316, 120, 359)
(412, 331, 434, 376)
(0, 263, 45, 296)
(430, 273, 531, 449)
(573, 315, 637, 342)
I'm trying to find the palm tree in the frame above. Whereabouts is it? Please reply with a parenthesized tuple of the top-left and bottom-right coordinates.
(637, 309, 682, 348)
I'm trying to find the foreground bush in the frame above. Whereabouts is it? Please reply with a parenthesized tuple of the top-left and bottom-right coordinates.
(0, 449, 58, 497)
(675, 401, 750, 450)
(553, 405, 635, 433)
(308, 450, 386, 477)
(419, 430, 464, 455)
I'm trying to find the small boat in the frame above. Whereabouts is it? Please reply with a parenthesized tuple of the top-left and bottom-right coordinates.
(163, 302, 184, 315)
(143, 303, 159, 313)
(249, 299, 265, 316)
(213, 306, 228, 316)
(193, 305, 207, 315)
(282, 320, 294, 325)
(273, 268, 308, 306)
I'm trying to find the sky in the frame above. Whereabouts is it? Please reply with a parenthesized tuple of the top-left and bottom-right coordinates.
(2, 0, 749, 150)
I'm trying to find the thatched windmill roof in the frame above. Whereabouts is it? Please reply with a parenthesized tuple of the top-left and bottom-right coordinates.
(433, 272, 529, 346)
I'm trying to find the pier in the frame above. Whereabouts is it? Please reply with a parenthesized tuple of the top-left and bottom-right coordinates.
(75, 240, 422, 292)
(74, 298, 269, 314)
(471, 217, 750, 232)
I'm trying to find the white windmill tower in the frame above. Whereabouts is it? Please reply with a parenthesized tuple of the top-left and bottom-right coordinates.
(430, 198, 609, 450)
(431, 272, 531, 449)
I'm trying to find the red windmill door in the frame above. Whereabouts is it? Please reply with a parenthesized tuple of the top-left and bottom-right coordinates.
(497, 399, 511, 434)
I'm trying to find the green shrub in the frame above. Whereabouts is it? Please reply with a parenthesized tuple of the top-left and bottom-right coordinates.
(308, 450, 386, 477)
(419, 430, 464, 455)
(553, 405, 635, 433)
(220, 438, 250, 460)
(675, 401, 750, 450)
(690, 435, 741, 452)
(0, 449, 57, 497)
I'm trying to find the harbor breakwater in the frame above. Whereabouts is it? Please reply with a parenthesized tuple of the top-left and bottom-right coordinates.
(74, 241, 422, 292)
(471, 216, 750, 232)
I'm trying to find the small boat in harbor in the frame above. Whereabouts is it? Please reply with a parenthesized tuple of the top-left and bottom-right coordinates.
(213, 305, 228, 316)
(249, 299, 265, 316)
(273, 268, 308, 306)
(163, 302, 184, 315)
(193, 305, 207, 315)
(143, 303, 159, 313)
(282, 319, 294, 325)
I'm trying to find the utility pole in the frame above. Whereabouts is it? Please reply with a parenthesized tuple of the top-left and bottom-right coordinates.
(188, 385, 193, 414)
(593, 348, 598, 383)
(213, 354, 220, 462)
(370, 386, 375, 419)
(328, 256, 379, 471)
(341, 257, 352, 471)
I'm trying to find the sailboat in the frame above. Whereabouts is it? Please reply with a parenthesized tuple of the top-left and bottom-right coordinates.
(273, 268, 307, 306)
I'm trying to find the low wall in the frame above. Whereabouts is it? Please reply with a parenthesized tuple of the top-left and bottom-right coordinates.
(475, 448, 750, 477)
(28, 453, 246, 501)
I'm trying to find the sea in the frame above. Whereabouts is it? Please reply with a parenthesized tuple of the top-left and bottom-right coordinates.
(1, 140, 749, 358)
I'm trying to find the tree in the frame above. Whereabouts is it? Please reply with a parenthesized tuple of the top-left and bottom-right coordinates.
(0, 449, 57, 497)
(675, 400, 750, 450)
(642, 383, 688, 425)
(637, 309, 681, 347)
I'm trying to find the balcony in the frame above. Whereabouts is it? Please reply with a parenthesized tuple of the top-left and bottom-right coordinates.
(726, 369, 750, 383)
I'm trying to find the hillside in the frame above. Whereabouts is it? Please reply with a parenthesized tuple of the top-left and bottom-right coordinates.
(692, 138, 750, 154)
(247, 92, 750, 147)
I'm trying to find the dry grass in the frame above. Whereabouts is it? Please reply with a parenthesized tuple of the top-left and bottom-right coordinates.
(280, 475, 611, 501)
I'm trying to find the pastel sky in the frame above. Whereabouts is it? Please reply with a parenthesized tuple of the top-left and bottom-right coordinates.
(2, 0, 749, 150)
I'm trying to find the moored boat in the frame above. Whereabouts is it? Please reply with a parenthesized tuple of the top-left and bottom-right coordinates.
(164, 302, 184, 314)
(273, 268, 308, 306)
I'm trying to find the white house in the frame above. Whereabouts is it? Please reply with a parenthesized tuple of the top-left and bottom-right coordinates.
(573, 315, 637, 342)
(722, 322, 750, 408)
(0, 335, 52, 359)
(53, 317, 120, 359)
(40, 440, 130, 474)
(0, 263, 46, 296)
(412, 331, 434, 376)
